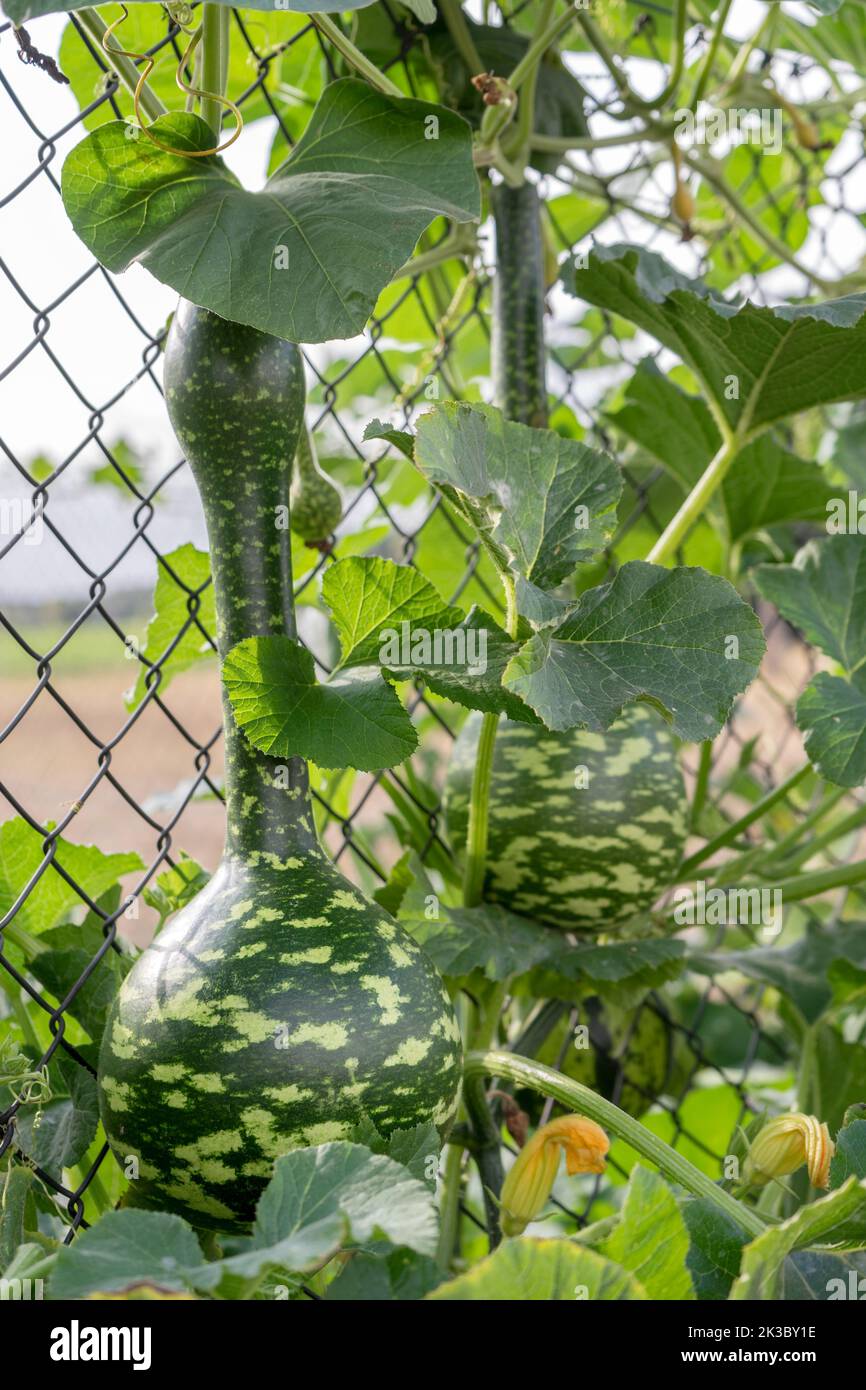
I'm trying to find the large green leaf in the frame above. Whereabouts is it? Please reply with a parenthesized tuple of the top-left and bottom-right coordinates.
(403, 901, 564, 982)
(756, 536, 866, 672)
(602, 1167, 695, 1299)
(796, 670, 866, 787)
(566, 244, 866, 434)
(0, 1167, 33, 1275)
(732, 1178, 866, 1299)
(0, 817, 143, 938)
(322, 557, 538, 723)
(610, 361, 837, 543)
(222, 636, 417, 772)
(30, 908, 133, 1045)
(413, 402, 622, 621)
(502, 561, 765, 740)
(61, 80, 479, 345)
(324, 556, 464, 668)
(50, 1141, 438, 1298)
(50, 1210, 205, 1300)
(428, 1237, 647, 1300)
(126, 544, 215, 709)
(831, 1120, 866, 1187)
(757, 537, 866, 785)
(5, 0, 380, 25)
(681, 1198, 749, 1300)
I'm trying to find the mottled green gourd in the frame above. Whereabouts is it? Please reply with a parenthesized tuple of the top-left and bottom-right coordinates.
(289, 426, 343, 543)
(444, 706, 687, 933)
(98, 302, 461, 1231)
(491, 181, 548, 428)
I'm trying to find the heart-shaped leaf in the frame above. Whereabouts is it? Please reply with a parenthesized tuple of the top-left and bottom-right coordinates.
(503, 560, 765, 740)
(61, 80, 480, 344)
(223, 635, 417, 772)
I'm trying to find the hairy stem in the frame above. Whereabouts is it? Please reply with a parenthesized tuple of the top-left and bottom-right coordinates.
(312, 12, 404, 98)
(464, 1051, 766, 1237)
(439, 0, 484, 75)
(200, 3, 229, 137)
(646, 431, 742, 564)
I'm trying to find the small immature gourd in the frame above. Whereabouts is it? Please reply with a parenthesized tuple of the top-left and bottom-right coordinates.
(289, 425, 343, 544)
(98, 302, 462, 1231)
(444, 705, 687, 934)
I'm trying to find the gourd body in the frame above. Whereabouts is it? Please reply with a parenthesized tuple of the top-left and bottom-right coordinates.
(491, 181, 548, 428)
(444, 706, 687, 933)
(289, 428, 343, 542)
(98, 303, 461, 1230)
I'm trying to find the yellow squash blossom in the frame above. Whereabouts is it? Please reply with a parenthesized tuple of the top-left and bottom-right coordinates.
(500, 1114, 609, 1237)
(744, 1113, 834, 1190)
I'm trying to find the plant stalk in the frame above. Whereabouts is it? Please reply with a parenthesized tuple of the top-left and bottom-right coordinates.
(200, 2, 229, 138)
(678, 764, 811, 877)
(439, 0, 484, 75)
(647, 431, 742, 564)
(75, 8, 168, 123)
(311, 12, 404, 98)
(465, 1050, 766, 1237)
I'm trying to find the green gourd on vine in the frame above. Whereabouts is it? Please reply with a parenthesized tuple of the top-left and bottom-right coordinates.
(97, 302, 462, 1231)
(444, 706, 687, 933)
(445, 182, 686, 937)
(290, 425, 343, 546)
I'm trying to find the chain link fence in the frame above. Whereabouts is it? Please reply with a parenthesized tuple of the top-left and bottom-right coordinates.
(1, 2, 863, 1247)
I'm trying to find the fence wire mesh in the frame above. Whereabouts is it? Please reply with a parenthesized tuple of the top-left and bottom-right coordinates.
(0, 2, 863, 1247)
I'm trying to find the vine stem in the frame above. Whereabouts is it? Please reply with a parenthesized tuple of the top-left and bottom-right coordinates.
(684, 151, 833, 293)
(646, 430, 742, 564)
(689, 0, 734, 110)
(74, 8, 167, 123)
(464, 1050, 766, 1238)
(435, 1140, 464, 1272)
(311, 12, 404, 99)
(439, 0, 484, 75)
(200, 3, 229, 138)
(507, 5, 576, 93)
(678, 764, 811, 877)
(764, 798, 866, 875)
(461, 575, 517, 908)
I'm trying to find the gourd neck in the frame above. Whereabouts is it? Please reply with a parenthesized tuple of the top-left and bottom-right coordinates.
(163, 301, 321, 864)
(491, 181, 548, 428)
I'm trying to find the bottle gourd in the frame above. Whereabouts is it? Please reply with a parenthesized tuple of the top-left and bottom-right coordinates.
(445, 706, 687, 934)
(98, 303, 462, 1230)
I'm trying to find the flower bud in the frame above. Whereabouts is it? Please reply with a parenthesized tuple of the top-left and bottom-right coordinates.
(500, 1114, 609, 1237)
(744, 1113, 834, 1190)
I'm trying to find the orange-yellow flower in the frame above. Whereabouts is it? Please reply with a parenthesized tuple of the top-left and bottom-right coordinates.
(499, 1114, 609, 1237)
(744, 1113, 834, 1190)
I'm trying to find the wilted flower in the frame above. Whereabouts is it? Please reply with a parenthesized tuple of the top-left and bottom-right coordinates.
(744, 1113, 834, 1190)
(499, 1114, 609, 1237)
